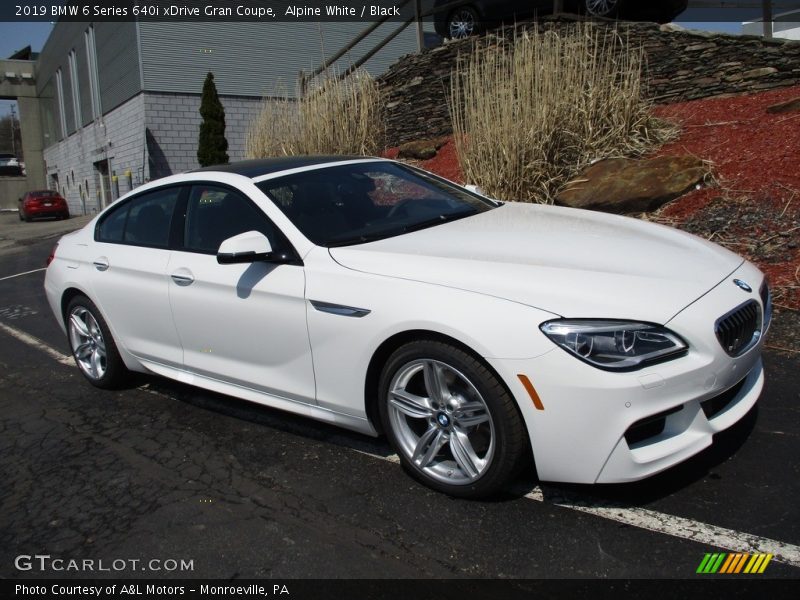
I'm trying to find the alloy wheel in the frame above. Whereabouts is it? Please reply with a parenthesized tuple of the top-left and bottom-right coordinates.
(387, 358, 495, 485)
(585, 0, 618, 17)
(68, 306, 108, 381)
(448, 9, 477, 39)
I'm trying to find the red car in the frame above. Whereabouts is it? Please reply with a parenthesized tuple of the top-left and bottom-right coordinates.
(18, 190, 70, 222)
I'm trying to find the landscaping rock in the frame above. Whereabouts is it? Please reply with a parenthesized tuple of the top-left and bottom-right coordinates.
(767, 97, 800, 114)
(742, 67, 778, 79)
(555, 156, 709, 214)
(397, 137, 450, 160)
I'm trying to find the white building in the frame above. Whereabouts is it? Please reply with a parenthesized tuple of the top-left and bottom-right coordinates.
(743, 8, 800, 40)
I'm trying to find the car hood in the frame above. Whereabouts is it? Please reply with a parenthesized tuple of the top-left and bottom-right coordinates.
(328, 202, 744, 324)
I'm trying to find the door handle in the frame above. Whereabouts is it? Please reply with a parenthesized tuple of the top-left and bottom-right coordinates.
(170, 271, 194, 286)
(93, 258, 109, 271)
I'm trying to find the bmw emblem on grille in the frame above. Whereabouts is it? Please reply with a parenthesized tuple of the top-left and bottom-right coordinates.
(733, 279, 752, 293)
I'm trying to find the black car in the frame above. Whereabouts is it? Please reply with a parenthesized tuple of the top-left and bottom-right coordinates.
(433, 0, 690, 38)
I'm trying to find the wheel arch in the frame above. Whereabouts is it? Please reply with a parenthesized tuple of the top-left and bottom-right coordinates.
(60, 286, 91, 325)
(363, 329, 526, 444)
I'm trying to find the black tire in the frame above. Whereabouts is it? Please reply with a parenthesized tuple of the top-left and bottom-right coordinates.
(18, 211, 23, 221)
(65, 295, 128, 389)
(446, 5, 481, 39)
(378, 339, 528, 498)
(24, 213, 31, 222)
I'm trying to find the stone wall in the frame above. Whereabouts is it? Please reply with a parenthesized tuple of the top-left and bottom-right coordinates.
(379, 18, 800, 147)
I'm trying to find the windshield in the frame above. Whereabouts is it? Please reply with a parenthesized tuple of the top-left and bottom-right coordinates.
(256, 161, 498, 247)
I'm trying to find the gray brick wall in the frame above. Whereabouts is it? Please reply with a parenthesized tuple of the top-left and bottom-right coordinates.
(43, 94, 146, 216)
(144, 92, 264, 178)
(42, 91, 268, 214)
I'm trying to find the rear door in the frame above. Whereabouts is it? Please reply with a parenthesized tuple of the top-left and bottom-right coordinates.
(89, 185, 185, 367)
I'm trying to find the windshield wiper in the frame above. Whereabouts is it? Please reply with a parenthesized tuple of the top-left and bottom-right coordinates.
(326, 232, 398, 247)
(400, 210, 478, 234)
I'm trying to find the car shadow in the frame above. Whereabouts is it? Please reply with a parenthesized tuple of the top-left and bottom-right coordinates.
(122, 371, 758, 506)
(128, 371, 394, 457)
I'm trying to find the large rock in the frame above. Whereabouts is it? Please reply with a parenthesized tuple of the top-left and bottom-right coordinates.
(767, 97, 800, 114)
(396, 137, 450, 160)
(555, 156, 709, 214)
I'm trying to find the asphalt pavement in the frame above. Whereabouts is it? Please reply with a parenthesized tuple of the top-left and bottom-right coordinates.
(1, 215, 799, 581)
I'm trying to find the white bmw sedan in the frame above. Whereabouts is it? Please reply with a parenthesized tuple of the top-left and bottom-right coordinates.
(45, 157, 770, 497)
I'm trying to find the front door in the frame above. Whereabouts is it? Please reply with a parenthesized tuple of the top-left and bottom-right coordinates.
(167, 183, 315, 404)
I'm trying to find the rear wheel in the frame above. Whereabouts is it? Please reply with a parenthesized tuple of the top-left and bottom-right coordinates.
(378, 340, 527, 498)
(66, 295, 128, 389)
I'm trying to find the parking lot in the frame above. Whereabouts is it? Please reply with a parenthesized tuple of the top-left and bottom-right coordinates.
(1, 212, 799, 580)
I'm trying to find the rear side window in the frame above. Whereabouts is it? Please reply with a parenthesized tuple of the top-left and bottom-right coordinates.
(96, 187, 181, 248)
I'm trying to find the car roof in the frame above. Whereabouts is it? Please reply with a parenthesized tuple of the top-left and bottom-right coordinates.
(192, 156, 373, 179)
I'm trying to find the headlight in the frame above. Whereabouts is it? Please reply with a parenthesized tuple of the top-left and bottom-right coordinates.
(540, 320, 687, 371)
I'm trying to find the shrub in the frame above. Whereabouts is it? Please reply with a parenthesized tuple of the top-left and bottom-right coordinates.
(246, 70, 383, 158)
(197, 72, 229, 167)
(448, 25, 676, 203)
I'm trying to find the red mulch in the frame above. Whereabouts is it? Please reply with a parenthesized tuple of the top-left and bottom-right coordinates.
(382, 139, 464, 183)
(652, 85, 800, 220)
(383, 85, 800, 310)
(651, 85, 800, 311)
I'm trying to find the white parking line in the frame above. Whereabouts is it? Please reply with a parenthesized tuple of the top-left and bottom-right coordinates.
(0, 267, 46, 282)
(348, 451, 800, 568)
(524, 487, 800, 568)
(3, 320, 800, 569)
(0, 321, 73, 366)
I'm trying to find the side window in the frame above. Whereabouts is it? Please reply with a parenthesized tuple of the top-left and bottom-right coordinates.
(123, 188, 180, 248)
(96, 187, 180, 248)
(184, 185, 280, 254)
(97, 202, 128, 242)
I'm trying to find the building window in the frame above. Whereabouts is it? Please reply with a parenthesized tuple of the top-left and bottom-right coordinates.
(68, 50, 81, 129)
(54, 68, 68, 139)
(85, 26, 102, 119)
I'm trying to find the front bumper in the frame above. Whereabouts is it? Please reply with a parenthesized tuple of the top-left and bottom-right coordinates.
(488, 261, 767, 484)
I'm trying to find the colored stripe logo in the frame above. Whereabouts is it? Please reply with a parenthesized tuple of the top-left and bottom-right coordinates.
(697, 552, 773, 574)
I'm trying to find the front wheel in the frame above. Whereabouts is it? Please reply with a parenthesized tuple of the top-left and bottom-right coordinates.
(66, 295, 128, 389)
(584, 0, 621, 18)
(446, 6, 481, 39)
(378, 340, 528, 498)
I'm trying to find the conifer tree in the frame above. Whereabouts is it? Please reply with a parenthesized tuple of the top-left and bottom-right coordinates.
(197, 72, 229, 167)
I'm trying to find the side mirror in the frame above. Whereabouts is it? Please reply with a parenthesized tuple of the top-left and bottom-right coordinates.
(217, 231, 273, 264)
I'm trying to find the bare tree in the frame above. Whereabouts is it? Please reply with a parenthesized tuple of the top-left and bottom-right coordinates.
(0, 113, 23, 159)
